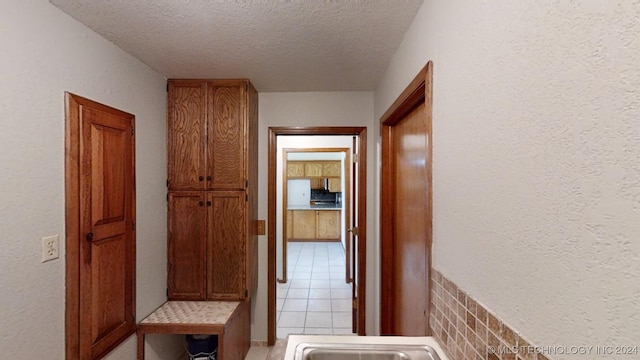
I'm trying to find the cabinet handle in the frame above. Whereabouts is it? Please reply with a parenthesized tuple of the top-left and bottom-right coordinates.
(207, 176, 212, 181)
(207, 201, 212, 207)
(198, 201, 204, 206)
(199, 176, 204, 181)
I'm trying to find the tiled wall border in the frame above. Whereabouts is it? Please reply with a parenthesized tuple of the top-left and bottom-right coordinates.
(430, 269, 551, 360)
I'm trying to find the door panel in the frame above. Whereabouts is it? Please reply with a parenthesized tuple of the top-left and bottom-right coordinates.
(76, 97, 135, 359)
(168, 81, 207, 190)
(392, 103, 428, 335)
(207, 85, 245, 189)
(207, 191, 245, 299)
(380, 62, 433, 336)
(168, 192, 207, 300)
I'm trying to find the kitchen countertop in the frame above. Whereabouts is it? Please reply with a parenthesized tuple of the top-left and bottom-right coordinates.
(287, 204, 342, 210)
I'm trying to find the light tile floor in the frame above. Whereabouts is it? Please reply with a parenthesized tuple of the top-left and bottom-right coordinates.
(276, 242, 355, 339)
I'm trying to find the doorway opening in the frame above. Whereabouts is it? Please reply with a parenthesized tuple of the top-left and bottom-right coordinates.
(267, 127, 367, 345)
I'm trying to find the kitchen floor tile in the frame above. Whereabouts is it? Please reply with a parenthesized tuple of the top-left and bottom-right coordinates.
(307, 299, 332, 312)
(331, 299, 352, 312)
(287, 288, 310, 298)
(332, 312, 352, 328)
(331, 289, 352, 299)
(305, 312, 332, 328)
(278, 311, 306, 327)
(289, 280, 310, 288)
(282, 299, 308, 312)
(308, 288, 331, 299)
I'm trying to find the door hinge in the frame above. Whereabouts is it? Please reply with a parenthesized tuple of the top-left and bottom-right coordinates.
(131, 126, 135, 136)
(166, 288, 169, 297)
(166, 193, 169, 201)
(166, 83, 169, 92)
(166, 179, 170, 188)
(132, 221, 136, 231)
(348, 227, 359, 236)
(245, 193, 248, 201)
(245, 179, 248, 188)
(245, 289, 248, 298)
(353, 153, 359, 163)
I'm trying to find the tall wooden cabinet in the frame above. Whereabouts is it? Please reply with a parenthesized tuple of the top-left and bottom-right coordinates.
(167, 79, 258, 301)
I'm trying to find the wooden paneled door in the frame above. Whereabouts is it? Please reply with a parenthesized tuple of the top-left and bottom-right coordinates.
(65, 93, 136, 360)
(380, 62, 433, 335)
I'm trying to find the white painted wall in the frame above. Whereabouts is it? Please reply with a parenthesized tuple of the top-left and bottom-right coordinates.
(0, 1, 181, 359)
(375, 0, 640, 355)
(254, 92, 375, 339)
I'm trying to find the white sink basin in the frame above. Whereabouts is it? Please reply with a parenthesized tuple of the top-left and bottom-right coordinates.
(284, 336, 449, 360)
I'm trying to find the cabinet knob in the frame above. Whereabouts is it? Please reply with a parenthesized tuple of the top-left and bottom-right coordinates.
(207, 201, 212, 207)
(85, 232, 94, 241)
(199, 176, 204, 181)
(207, 176, 212, 181)
(198, 201, 204, 206)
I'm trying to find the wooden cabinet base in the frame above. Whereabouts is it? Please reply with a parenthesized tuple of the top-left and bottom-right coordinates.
(136, 301, 250, 360)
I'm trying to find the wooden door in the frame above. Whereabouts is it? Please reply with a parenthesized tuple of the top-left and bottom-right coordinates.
(66, 93, 136, 359)
(207, 84, 246, 190)
(207, 191, 246, 299)
(392, 102, 428, 334)
(167, 192, 207, 300)
(167, 81, 207, 190)
(380, 63, 433, 336)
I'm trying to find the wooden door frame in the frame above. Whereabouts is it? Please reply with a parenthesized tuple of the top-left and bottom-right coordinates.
(268, 127, 367, 345)
(380, 62, 433, 335)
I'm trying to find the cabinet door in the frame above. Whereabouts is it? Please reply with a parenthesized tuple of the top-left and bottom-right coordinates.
(304, 162, 323, 177)
(291, 210, 316, 239)
(322, 161, 341, 177)
(167, 81, 207, 190)
(328, 178, 341, 192)
(310, 177, 324, 189)
(316, 210, 341, 240)
(207, 85, 246, 190)
(207, 191, 245, 299)
(287, 162, 305, 178)
(167, 192, 207, 300)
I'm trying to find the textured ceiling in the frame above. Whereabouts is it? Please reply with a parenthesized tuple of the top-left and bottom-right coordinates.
(50, 0, 423, 92)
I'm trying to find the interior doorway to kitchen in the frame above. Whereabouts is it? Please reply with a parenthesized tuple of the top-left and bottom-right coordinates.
(267, 127, 367, 345)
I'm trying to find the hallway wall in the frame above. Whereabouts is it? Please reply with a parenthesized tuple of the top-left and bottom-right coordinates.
(0, 1, 179, 359)
(374, 1, 640, 357)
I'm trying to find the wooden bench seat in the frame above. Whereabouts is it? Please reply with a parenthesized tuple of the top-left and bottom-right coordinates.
(137, 301, 250, 360)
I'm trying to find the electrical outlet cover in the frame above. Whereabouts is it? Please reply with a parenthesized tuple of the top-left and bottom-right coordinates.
(42, 235, 59, 262)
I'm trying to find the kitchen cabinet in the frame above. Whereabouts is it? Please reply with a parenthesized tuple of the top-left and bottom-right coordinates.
(288, 209, 341, 241)
(310, 178, 324, 189)
(167, 79, 258, 301)
(286, 161, 341, 179)
(322, 162, 341, 177)
(316, 210, 341, 239)
(286, 162, 305, 178)
(327, 178, 341, 192)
